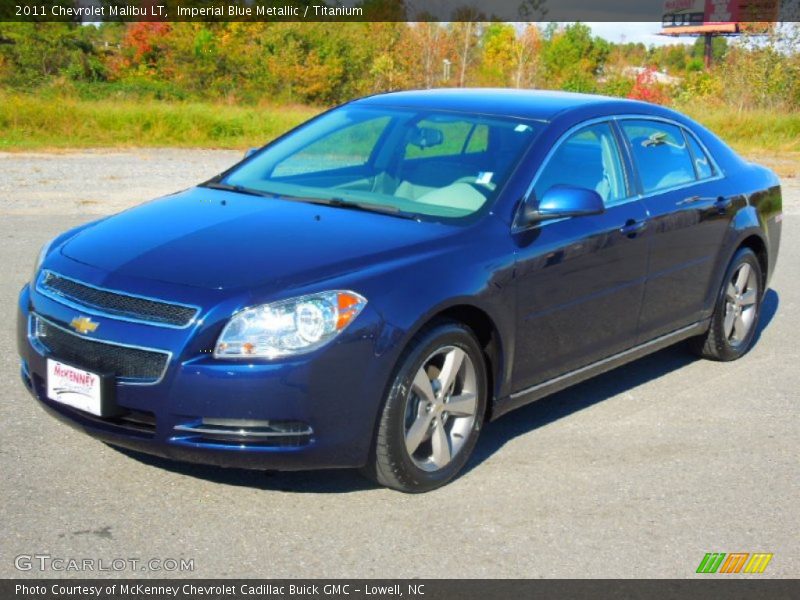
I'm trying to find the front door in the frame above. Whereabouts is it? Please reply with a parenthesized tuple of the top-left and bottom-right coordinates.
(512, 121, 650, 392)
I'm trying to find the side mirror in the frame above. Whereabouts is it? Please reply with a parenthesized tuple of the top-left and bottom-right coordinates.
(244, 147, 259, 159)
(521, 185, 605, 224)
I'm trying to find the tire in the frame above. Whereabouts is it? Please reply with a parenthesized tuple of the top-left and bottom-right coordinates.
(691, 247, 763, 361)
(362, 321, 488, 493)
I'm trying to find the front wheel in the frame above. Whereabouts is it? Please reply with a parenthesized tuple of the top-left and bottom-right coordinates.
(692, 247, 763, 361)
(362, 321, 488, 493)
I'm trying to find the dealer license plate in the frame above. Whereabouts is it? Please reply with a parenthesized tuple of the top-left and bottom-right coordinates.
(47, 359, 103, 416)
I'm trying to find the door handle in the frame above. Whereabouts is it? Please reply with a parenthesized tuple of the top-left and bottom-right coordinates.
(619, 219, 647, 238)
(714, 196, 732, 213)
(677, 195, 702, 206)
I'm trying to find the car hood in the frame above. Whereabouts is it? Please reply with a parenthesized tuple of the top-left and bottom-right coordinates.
(61, 187, 455, 291)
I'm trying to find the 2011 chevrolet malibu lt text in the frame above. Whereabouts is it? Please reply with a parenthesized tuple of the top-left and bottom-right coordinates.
(17, 89, 782, 492)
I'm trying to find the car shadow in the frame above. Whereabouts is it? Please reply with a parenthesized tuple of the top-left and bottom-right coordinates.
(466, 288, 779, 475)
(110, 290, 779, 494)
(111, 446, 378, 493)
(752, 287, 779, 346)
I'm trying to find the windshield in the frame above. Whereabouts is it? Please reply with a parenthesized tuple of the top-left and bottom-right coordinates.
(220, 105, 544, 220)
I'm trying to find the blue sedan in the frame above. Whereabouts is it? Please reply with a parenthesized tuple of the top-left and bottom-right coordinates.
(17, 90, 782, 492)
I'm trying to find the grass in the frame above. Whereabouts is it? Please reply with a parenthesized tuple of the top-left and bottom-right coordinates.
(680, 106, 800, 177)
(0, 93, 321, 151)
(683, 106, 800, 153)
(0, 93, 798, 178)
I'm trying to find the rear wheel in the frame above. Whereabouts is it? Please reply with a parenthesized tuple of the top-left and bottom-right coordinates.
(692, 247, 763, 361)
(362, 321, 487, 493)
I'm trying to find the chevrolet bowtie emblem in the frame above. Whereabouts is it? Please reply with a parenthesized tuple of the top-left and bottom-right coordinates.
(70, 316, 99, 335)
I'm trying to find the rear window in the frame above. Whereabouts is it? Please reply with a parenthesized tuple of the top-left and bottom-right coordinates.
(621, 120, 696, 194)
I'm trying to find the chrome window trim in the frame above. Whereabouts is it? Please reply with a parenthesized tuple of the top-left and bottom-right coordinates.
(36, 270, 201, 330)
(29, 312, 172, 386)
(513, 113, 726, 232)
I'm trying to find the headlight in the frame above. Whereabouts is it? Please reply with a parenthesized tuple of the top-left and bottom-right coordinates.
(31, 237, 55, 285)
(214, 291, 367, 359)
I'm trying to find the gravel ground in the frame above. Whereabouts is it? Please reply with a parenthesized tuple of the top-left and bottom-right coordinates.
(0, 149, 242, 216)
(0, 150, 797, 579)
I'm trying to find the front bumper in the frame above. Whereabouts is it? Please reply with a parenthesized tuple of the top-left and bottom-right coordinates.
(17, 282, 390, 471)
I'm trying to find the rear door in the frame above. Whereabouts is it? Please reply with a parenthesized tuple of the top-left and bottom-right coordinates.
(618, 119, 733, 341)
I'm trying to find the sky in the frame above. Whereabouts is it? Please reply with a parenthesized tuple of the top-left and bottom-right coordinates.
(586, 22, 695, 46)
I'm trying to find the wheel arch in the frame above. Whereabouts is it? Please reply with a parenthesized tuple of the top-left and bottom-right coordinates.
(705, 228, 769, 316)
(736, 233, 769, 290)
(362, 300, 509, 476)
(433, 304, 505, 417)
(396, 301, 509, 423)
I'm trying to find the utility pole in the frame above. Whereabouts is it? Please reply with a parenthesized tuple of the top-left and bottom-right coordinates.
(704, 32, 714, 68)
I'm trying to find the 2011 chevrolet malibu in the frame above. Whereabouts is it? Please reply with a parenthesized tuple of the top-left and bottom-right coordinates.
(17, 89, 782, 492)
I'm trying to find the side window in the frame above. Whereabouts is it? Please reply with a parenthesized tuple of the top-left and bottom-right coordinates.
(685, 131, 715, 180)
(272, 116, 390, 177)
(533, 122, 627, 206)
(621, 120, 696, 193)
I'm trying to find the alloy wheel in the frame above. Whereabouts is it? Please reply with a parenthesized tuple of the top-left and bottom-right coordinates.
(403, 346, 478, 472)
(723, 262, 759, 345)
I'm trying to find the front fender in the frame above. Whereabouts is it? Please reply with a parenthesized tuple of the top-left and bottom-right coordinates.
(370, 238, 517, 400)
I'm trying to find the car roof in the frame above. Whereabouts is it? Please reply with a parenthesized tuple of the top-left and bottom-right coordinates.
(353, 88, 657, 122)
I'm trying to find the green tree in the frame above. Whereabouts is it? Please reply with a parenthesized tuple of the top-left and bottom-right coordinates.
(541, 23, 608, 92)
(0, 23, 107, 87)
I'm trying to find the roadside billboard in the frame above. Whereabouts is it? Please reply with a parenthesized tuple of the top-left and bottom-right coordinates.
(662, 0, 781, 34)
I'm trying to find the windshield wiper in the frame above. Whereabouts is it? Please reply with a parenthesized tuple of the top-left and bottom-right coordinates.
(201, 181, 275, 198)
(201, 182, 419, 220)
(297, 196, 420, 221)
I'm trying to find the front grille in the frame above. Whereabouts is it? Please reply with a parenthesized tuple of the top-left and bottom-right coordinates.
(40, 271, 197, 327)
(34, 316, 169, 383)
